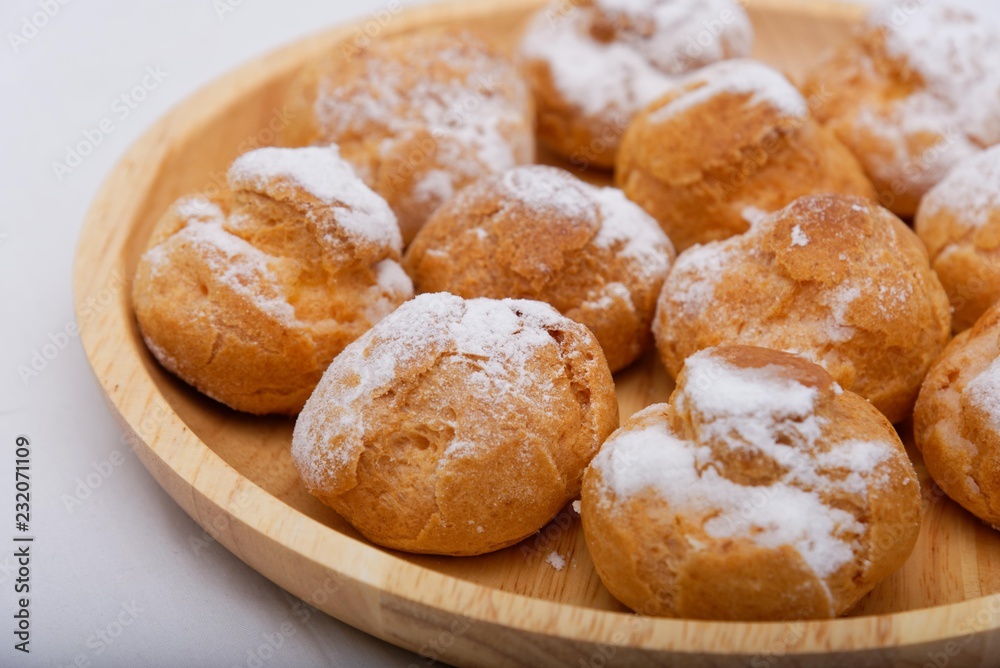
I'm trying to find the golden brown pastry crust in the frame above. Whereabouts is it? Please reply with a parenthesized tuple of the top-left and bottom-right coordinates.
(915, 146, 1000, 332)
(291, 294, 619, 556)
(403, 165, 675, 371)
(283, 28, 535, 243)
(801, 2, 1000, 218)
(132, 146, 411, 415)
(582, 345, 922, 620)
(519, 0, 753, 169)
(653, 193, 951, 423)
(914, 302, 1000, 528)
(616, 60, 875, 252)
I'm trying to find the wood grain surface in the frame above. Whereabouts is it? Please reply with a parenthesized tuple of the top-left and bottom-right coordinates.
(74, 0, 1000, 665)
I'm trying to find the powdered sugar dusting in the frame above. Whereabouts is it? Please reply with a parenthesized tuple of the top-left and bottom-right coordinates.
(175, 196, 225, 224)
(413, 168, 456, 210)
(374, 258, 412, 294)
(546, 551, 567, 571)
(363, 259, 413, 323)
(520, 0, 752, 121)
(521, 9, 673, 119)
(142, 196, 295, 323)
(966, 356, 1000, 432)
(593, 349, 894, 594)
(314, 32, 530, 221)
(593, 186, 674, 273)
(228, 146, 402, 251)
(291, 294, 570, 485)
(682, 354, 820, 427)
(649, 59, 808, 124)
(790, 224, 810, 247)
(920, 144, 1000, 228)
(143, 172, 407, 333)
(823, 283, 861, 343)
(661, 242, 731, 316)
(742, 206, 769, 226)
(498, 166, 596, 221)
(820, 275, 911, 343)
(143, 197, 225, 275)
(582, 281, 635, 313)
(493, 167, 673, 278)
(141, 334, 180, 374)
(595, 0, 753, 73)
(858, 0, 1000, 192)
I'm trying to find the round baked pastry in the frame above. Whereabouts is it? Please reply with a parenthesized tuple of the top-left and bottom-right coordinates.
(291, 293, 619, 556)
(654, 193, 951, 423)
(133, 146, 412, 415)
(519, 0, 752, 169)
(283, 28, 535, 243)
(802, 0, 1000, 218)
(616, 59, 875, 252)
(915, 145, 1000, 332)
(915, 302, 1000, 529)
(583, 345, 922, 620)
(403, 165, 675, 371)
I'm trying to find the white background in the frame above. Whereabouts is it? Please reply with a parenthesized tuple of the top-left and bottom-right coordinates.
(0, 1, 863, 667)
(0, 0, 434, 666)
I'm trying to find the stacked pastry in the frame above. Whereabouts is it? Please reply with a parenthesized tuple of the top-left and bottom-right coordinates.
(131, 0, 1000, 623)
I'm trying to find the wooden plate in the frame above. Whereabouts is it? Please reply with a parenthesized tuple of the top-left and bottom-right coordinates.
(74, 0, 1000, 665)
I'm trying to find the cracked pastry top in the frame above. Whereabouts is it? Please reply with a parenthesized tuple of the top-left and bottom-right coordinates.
(519, 0, 753, 169)
(915, 300, 1000, 529)
(132, 145, 412, 415)
(290, 293, 619, 556)
(915, 145, 1000, 333)
(283, 28, 535, 244)
(582, 345, 921, 620)
(403, 165, 675, 372)
(802, 0, 1000, 217)
(616, 59, 875, 253)
(653, 193, 951, 423)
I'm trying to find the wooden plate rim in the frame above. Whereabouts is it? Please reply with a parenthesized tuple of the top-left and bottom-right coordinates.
(73, 0, 999, 657)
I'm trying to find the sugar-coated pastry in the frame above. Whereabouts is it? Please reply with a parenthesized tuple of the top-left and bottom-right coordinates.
(915, 145, 1000, 332)
(519, 0, 752, 169)
(291, 293, 619, 556)
(616, 59, 875, 251)
(915, 302, 1000, 529)
(403, 166, 675, 371)
(802, 0, 1000, 217)
(283, 29, 535, 243)
(654, 194, 951, 423)
(582, 346, 921, 620)
(133, 146, 412, 415)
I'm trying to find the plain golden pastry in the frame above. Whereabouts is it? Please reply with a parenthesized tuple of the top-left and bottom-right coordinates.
(582, 345, 921, 620)
(802, 0, 1000, 218)
(291, 293, 619, 556)
(915, 145, 1000, 332)
(283, 28, 535, 243)
(133, 146, 412, 415)
(518, 0, 752, 169)
(403, 165, 675, 371)
(914, 301, 1000, 529)
(616, 59, 875, 252)
(654, 193, 951, 423)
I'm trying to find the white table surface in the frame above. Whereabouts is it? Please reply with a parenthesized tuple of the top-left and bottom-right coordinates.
(0, 1, 864, 666)
(1, 1, 434, 666)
